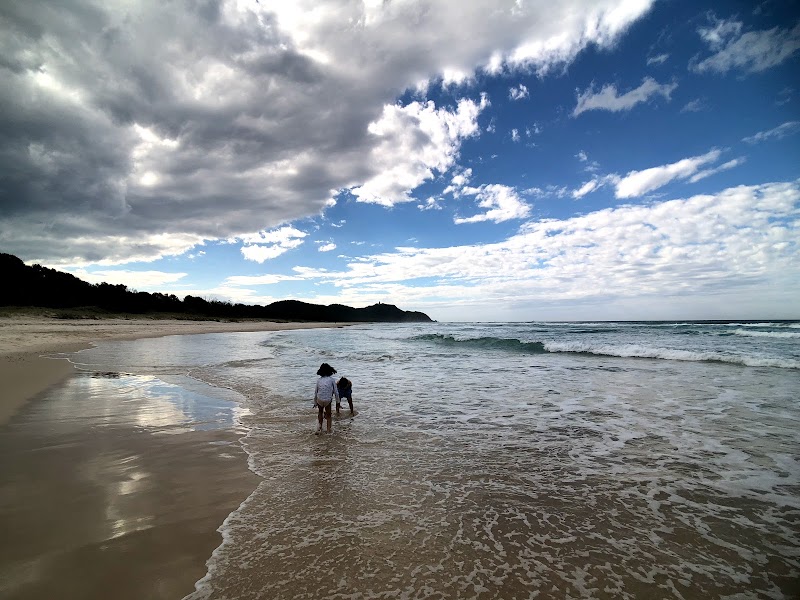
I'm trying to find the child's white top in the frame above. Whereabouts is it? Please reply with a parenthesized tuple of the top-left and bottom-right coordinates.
(314, 375, 340, 404)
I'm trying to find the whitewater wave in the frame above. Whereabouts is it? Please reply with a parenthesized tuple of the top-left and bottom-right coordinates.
(543, 341, 799, 369)
(413, 334, 799, 369)
(732, 329, 800, 339)
(721, 322, 800, 330)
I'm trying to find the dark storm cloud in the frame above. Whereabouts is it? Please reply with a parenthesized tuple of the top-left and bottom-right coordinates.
(0, 0, 364, 262)
(0, 0, 653, 265)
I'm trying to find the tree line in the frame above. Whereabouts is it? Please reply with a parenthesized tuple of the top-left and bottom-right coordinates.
(0, 252, 433, 322)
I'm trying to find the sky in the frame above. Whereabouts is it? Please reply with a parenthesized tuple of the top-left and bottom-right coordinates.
(1, 0, 799, 322)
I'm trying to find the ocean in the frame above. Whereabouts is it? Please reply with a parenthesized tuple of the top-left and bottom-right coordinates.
(70, 321, 800, 599)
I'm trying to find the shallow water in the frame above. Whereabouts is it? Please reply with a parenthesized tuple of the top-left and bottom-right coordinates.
(71, 322, 800, 599)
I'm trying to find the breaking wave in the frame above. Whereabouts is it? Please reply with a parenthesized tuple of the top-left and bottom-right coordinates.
(413, 334, 800, 369)
(412, 333, 547, 354)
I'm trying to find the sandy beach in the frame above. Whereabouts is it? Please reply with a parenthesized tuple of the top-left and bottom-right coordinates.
(0, 315, 339, 425)
(0, 315, 340, 600)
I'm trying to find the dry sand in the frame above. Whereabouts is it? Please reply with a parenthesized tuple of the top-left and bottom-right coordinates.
(0, 315, 339, 425)
(0, 315, 340, 599)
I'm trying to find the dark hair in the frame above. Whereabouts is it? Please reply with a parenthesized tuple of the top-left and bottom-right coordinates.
(316, 363, 337, 377)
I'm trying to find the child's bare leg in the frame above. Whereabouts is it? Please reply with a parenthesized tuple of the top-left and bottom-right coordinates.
(325, 403, 332, 432)
(317, 407, 324, 431)
(336, 401, 341, 414)
(348, 398, 353, 413)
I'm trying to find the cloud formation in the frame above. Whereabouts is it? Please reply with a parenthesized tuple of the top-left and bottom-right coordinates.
(454, 185, 531, 224)
(646, 53, 669, 65)
(692, 17, 800, 73)
(509, 84, 530, 100)
(350, 98, 486, 206)
(0, 0, 655, 266)
(572, 149, 745, 199)
(573, 77, 677, 116)
(615, 149, 724, 198)
(681, 99, 705, 113)
(219, 181, 799, 319)
(240, 226, 308, 263)
(687, 158, 746, 184)
(64, 269, 188, 290)
(742, 121, 800, 144)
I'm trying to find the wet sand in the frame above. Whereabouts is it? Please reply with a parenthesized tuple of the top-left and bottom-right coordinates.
(0, 316, 339, 600)
(0, 315, 339, 425)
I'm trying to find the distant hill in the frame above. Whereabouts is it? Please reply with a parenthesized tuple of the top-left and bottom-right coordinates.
(0, 252, 433, 323)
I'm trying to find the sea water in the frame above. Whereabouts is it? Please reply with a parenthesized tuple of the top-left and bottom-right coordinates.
(72, 321, 800, 599)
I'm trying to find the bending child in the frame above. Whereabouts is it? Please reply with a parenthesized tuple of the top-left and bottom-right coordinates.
(336, 377, 353, 414)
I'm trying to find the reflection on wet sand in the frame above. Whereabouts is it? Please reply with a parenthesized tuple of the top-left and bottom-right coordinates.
(0, 372, 259, 600)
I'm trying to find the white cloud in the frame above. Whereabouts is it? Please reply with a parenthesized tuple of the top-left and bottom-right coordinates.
(572, 174, 620, 198)
(418, 196, 443, 211)
(525, 123, 541, 136)
(646, 53, 669, 65)
(500, 0, 656, 74)
(573, 150, 745, 199)
(318, 242, 337, 252)
(688, 157, 746, 183)
(239, 226, 307, 245)
(446, 174, 532, 222)
(63, 269, 188, 290)
(454, 184, 530, 223)
(573, 179, 601, 199)
(698, 17, 743, 50)
(742, 121, 800, 144)
(287, 181, 800, 320)
(524, 185, 569, 199)
(441, 68, 473, 88)
(511, 128, 521, 142)
(161, 284, 282, 306)
(349, 98, 485, 206)
(573, 77, 677, 116)
(681, 99, 704, 113)
(615, 149, 724, 198)
(575, 150, 600, 173)
(444, 168, 473, 196)
(223, 273, 303, 286)
(240, 226, 307, 263)
(241, 244, 301, 263)
(692, 17, 800, 73)
(509, 84, 529, 100)
(776, 86, 793, 105)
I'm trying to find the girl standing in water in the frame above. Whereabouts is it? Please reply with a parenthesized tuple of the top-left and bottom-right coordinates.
(314, 363, 339, 434)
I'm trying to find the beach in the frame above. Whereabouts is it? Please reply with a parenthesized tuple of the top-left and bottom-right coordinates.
(0, 316, 340, 600)
(1, 318, 798, 599)
(0, 315, 340, 425)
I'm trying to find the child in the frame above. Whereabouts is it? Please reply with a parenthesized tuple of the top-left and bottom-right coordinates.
(336, 377, 353, 414)
(314, 363, 339, 434)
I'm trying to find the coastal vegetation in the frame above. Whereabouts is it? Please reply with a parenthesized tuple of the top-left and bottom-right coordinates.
(0, 253, 432, 323)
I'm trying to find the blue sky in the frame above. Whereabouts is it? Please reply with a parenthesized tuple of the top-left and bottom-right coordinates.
(1, 0, 799, 321)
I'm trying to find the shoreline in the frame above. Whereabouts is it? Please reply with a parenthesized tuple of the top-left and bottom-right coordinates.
(0, 315, 343, 425)
(0, 315, 342, 599)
